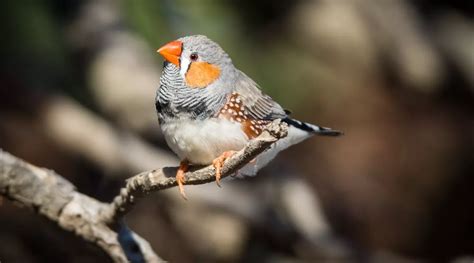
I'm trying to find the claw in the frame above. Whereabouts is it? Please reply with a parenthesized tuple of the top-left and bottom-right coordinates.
(212, 151, 236, 187)
(176, 160, 189, 200)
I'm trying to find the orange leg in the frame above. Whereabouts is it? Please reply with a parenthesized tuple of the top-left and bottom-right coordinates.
(212, 151, 236, 187)
(176, 160, 189, 200)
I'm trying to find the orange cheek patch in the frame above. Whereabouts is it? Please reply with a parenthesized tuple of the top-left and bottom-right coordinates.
(185, 62, 221, 88)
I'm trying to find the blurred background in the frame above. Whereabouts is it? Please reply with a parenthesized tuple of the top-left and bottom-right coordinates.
(0, 0, 473, 262)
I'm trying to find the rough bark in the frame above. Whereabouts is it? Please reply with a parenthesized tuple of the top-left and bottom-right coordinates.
(0, 150, 162, 263)
(0, 120, 288, 262)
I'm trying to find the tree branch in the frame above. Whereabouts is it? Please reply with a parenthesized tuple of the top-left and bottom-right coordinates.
(0, 150, 163, 263)
(104, 119, 288, 223)
(0, 119, 288, 262)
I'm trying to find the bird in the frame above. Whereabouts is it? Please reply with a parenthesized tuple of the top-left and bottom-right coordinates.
(155, 35, 342, 199)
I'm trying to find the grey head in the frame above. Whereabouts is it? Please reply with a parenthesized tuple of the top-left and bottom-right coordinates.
(156, 35, 239, 122)
(178, 35, 234, 76)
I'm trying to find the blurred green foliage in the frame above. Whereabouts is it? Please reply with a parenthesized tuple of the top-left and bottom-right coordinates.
(120, 0, 316, 110)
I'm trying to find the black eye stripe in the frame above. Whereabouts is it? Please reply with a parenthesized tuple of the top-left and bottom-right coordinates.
(185, 63, 191, 74)
(185, 52, 198, 74)
(179, 42, 184, 67)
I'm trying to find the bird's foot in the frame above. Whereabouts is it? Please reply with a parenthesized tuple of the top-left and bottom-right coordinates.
(212, 151, 236, 187)
(176, 160, 189, 200)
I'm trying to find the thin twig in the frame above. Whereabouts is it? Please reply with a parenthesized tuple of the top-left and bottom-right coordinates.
(104, 119, 288, 223)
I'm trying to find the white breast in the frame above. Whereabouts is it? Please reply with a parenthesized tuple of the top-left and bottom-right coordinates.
(161, 118, 249, 165)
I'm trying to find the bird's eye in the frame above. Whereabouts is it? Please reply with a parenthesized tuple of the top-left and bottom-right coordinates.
(190, 53, 199, 61)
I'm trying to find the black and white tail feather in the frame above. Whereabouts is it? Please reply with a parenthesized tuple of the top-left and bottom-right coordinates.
(283, 118, 343, 136)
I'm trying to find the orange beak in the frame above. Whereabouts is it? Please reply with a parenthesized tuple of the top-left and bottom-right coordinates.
(157, 40, 182, 66)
